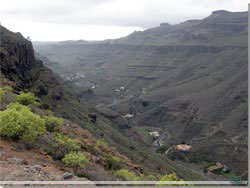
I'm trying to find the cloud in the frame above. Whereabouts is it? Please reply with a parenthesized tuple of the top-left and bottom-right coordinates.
(0, 0, 247, 40)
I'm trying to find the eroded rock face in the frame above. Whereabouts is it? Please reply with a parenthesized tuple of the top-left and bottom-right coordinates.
(0, 26, 52, 92)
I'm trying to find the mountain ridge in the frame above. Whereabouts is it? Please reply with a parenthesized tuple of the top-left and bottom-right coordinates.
(34, 10, 248, 178)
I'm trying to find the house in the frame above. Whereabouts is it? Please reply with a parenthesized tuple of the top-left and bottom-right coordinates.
(123, 113, 134, 119)
(206, 162, 230, 174)
(149, 131, 160, 137)
(175, 144, 192, 152)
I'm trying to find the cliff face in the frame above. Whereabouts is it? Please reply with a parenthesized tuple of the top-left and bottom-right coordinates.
(34, 10, 248, 176)
(0, 26, 62, 97)
(1, 27, 38, 88)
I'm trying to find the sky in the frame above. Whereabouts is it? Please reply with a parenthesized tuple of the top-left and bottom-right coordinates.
(0, 0, 248, 41)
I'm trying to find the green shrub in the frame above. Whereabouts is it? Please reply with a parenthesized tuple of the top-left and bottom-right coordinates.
(159, 173, 179, 181)
(0, 87, 15, 106)
(3, 86, 13, 92)
(137, 174, 157, 181)
(0, 103, 45, 142)
(54, 133, 81, 151)
(7, 102, 30, 111)
(44, 115, 63, 132)
(96, 140, 107, 148)
(115, 169, 137, 181)
(0, 88, 5, 103)
(15, 92, 39, 106)
(158, 173, 190, 186)
(62, 152, 88, 168)
(156, 145, 168, 154)
(105, 154, 122, 170)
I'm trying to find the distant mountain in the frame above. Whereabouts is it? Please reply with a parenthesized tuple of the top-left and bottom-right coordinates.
(113, 10, 247, 46)
(34, 10, 248, 178)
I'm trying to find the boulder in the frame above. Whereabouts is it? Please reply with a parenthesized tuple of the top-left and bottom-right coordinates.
(88, 113, 97, 123)
(63, 172, 73, 180)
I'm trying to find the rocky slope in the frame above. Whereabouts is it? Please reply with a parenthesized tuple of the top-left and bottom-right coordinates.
(34, 10, 248, 178)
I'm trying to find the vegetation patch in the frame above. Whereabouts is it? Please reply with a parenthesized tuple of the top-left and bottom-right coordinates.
(104, 154, 122, 170)
(62, 152, 89, 169)
(115, 169, 137, 181)
(158, 173, 190, 186)
(0, 88, 5, 103)
(96, 139, 108, 148)
(138, 174, 157, 181)
(0, 103, 45, 142)
(54, 132, 81, 151)
(15, 92, 39, 106)
(44, 115, 63, 132)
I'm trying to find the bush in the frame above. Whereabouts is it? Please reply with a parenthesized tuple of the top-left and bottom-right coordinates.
(7, 102, 30, 111)
(0, 88, 5, 103)
(158, 173, 189, 186)
(3, 86, 13, 92)
(62, 152, 88, 169)
(137, 174, 157, 181)
(0, 103, 45, 142)
(15, 92, 39, 106)
(96, 140, 107, 148)
(115, 169, 137, 181)
(156, 145, 168, 154)
(105, 154, 122, 170)
(54, 133, 81, 151)
(159, 173, 179, 181)
(75, 163, 116, 180)
(0, 87, 15, 106)
(44, 115, 63, 132)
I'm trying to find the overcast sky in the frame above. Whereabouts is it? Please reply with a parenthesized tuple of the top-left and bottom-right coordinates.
(0, 0, 248, 41)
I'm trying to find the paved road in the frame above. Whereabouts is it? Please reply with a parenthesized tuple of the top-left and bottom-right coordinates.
(154, 134, 164, 148)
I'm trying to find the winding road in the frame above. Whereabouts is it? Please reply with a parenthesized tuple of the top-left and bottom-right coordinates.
(154, 134, 164, 148)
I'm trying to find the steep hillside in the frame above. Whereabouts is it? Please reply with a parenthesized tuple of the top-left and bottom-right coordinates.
(0, 25, 215, 181)
(0, 26, 147, 181)
(34, 10, 248, 178)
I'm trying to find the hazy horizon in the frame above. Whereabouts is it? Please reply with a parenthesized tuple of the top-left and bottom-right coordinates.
(0, 0, 247, 41)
